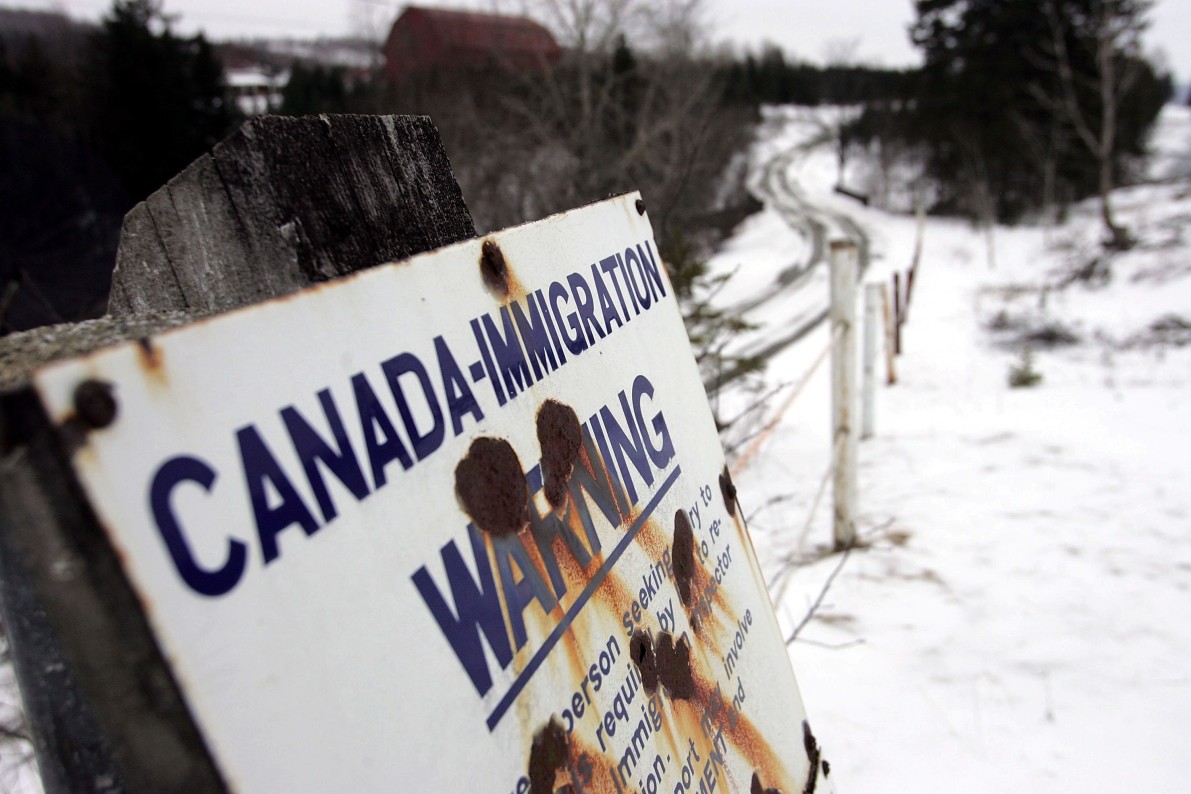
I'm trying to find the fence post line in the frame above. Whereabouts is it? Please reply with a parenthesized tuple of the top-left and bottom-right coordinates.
(861, 282, 881, 440)
(881, 283, 897, 385)
(829, 241, 859, 550)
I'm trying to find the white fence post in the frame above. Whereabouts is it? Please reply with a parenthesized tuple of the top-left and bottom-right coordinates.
(830, 241, 859, 549)
(862, 282, 881, 440)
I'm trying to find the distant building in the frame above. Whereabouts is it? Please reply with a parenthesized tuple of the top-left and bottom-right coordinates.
(226, 66, 288, 116)
(384, 6, 561, 85)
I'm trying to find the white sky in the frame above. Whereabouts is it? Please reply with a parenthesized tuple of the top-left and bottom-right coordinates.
(14, 0, 1191, 82)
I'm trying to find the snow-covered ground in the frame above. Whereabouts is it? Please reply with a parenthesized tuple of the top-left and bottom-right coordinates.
(709, 104, 1191, 791)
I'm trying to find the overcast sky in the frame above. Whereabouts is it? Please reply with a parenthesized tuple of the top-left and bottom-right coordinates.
(14, 0, 1191, 81)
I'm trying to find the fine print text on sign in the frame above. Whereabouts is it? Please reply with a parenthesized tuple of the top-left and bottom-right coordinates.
(34, 193, 833, 793)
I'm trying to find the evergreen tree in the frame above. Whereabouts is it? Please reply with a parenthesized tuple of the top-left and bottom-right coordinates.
(906, 0, 1168, 226)
(89, 0, 235, 203)
(279, 63, 351, 116)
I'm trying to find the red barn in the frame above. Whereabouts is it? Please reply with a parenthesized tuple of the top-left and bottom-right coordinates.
(385, 6, 562, 85)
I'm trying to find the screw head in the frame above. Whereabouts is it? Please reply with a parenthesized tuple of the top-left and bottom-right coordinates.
(635, 199, 647, 216)
(74, 380, 117, 429)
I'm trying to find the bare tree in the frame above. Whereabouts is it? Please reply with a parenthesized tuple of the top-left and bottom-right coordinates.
(1035, 0, 1151, 249)
(408, 0, 750, 248)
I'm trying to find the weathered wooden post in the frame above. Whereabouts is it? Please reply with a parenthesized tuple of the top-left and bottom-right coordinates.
(830, 241, 858, 550)
(861, 282, 881, 440)
(881, 284, 897, 386)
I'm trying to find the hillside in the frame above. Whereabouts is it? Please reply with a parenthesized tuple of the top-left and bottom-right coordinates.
(709, 103, 1191, 791)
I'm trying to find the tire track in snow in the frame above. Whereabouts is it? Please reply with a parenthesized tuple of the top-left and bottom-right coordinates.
(712, 128, 871, 390)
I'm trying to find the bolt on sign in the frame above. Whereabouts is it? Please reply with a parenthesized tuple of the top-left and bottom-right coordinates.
(33, 193, 834, 793)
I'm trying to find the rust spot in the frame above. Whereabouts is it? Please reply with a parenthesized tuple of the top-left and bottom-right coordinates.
(73, 379, 117, 429)
(672, 509, 695, 607)
(719, 465, 737, 517)
(802, 720, 821, 794)
(751, 771, 783, 794)
(528, 716, 569, 794)
(630, 630, 692, 700)
(635, 198, 647, 215)
(136, 336, 163, 371)
(630, 630, 658, 693)
(655, 632, 694, 700)
(454, 437, 528, 537)
(480, 238, 509, 296)
(537, 400, 582, 509)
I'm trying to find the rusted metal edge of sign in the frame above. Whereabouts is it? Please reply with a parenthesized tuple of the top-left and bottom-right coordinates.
(0, 387, 226, 792)
(7, 192, 833, 793)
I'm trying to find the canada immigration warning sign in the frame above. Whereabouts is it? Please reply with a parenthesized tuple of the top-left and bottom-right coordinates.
(33, 193, 834, 793)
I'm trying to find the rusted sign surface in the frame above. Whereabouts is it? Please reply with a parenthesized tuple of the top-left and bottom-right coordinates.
(33, 193, 833, 793)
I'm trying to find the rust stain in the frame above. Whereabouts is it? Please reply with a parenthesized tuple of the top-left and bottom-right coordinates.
(751, 771, 783, 794)
(655, 632, 694, 700)
(630, 630, 658, 692)
(719, 465, 737, 517)
(566, 732, 621, 794)
(686, 659, 796, 791)
(528, 716, 569, 794)
(630, 630, 693, 700)
(537, 400, 582, 510)
(633, 515, 669, 560)
(672, 509, 695, 607)
(454, 437, 529, 537)
(135, 336, 167, 384)
(479, 238, 527, 301)
(801, 721, 821, 794)
(480, 238, 510, 296)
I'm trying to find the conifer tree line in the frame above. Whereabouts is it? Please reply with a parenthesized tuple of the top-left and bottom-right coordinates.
(848, 0, 1170, 240)
(1, 0, 234, 332)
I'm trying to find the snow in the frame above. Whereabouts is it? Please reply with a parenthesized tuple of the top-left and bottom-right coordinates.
(708, 103, 1191, 791)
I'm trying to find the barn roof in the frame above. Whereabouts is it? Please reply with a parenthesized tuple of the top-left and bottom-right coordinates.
(393, 6, 561, 56)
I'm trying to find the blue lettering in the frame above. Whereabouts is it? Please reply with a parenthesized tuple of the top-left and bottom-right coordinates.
(237, 424, 320, 565)
(535, 289, 568, 368)
(282, 389, 370, 523)
(599, 392, 652, 506)
(568, 272, 604, 346)
(512, 296, 558, 381)
(435, 335, 483, 435)
(633, 375, 674, 469)
(482, 307, 533, 400)
(623, 249, 650, 309)
(150, 455, 246, 597)
(411, 524, 514, 697)
(551, 280, 587, 356)
(592, 263, 624, 331)
(638, 241, 666, 301)
(382, 352, 445, 461)
(352, 372, 413, 488)
(492, 533, 558, 650)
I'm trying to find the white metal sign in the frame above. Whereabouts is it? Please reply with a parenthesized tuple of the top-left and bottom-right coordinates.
(34, 194, 832, 793)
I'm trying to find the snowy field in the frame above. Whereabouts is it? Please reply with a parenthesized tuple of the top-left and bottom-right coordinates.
(709, 104, 1191, 791)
